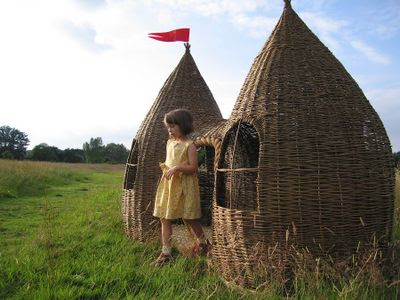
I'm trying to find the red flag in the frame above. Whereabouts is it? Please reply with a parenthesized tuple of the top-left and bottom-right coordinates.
(148, 28, 190, 42)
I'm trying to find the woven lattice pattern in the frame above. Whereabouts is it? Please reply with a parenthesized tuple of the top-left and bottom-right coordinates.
(210, 0, 394, 287)
(121, 44, 223, 240)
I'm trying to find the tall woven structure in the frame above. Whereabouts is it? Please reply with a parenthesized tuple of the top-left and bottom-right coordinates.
(209, 0, 394, 287)
(122, 44, 223, 240)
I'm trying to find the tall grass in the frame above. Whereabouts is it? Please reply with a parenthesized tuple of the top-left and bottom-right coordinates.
(0, 160, 246, 299)
(0, 159, 124, 199)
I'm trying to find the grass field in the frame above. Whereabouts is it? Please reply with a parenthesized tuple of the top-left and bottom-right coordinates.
(0, 159, 399, 299)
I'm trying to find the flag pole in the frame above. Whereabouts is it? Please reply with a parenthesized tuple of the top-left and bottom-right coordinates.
(184, 42, 191, 51)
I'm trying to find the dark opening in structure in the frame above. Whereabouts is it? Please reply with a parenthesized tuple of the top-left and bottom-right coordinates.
(216, 122, 259, 210)
(197, 145, 215, 226)
(124, 140, 139, 190)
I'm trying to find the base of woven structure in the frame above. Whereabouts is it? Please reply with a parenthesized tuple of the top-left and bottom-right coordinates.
(171, 224, 212, 257)
(218, 276, 257, 294)
(204, 260, 268, 294)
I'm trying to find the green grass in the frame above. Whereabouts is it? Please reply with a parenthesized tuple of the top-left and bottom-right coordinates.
(0, 159, 123, 199)
(0, 159, 399, 299)
(0, 160, 252, 299)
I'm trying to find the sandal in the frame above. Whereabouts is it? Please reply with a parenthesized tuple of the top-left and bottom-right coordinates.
(192, 239, 212, 257)
(152, 252, 173, 266)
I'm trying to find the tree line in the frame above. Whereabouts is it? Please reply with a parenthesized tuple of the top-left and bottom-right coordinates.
(0, 125, 130, 164)
(394, 151, 400, 169)
(1, 125, 399, 167)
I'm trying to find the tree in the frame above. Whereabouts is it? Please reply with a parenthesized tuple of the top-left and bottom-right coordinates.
(104, 143, 129, 164)
(52, 146, 65, 162)
(0, 125, 30, 159)
(394, 151, 400, 169)
(25, 150, 33, 160)
(83, 137, 105, 163)
(63, 148, 85, 163)
(31, 143, 60, 161)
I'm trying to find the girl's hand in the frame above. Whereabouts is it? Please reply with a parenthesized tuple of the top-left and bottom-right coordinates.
(165, 166, 180, 180)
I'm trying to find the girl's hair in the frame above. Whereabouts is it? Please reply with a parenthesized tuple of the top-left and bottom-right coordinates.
(164, 109, 194, 135)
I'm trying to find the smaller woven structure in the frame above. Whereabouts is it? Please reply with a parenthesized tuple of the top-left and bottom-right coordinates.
(122, 43, 223, 240)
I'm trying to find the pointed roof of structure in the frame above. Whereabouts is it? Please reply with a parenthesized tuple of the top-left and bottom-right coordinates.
(230, 0, 369, 121)
(136, 43, 222, 141)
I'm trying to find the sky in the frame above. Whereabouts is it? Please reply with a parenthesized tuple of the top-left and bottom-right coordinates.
(0, 0, 399, 151)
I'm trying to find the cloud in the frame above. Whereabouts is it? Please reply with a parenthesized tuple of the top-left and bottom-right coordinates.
(0, 0, 179, 150)
(145, 0, 282, 37)
(350, 40, 391, 65)
(60, 20, 113, 53)
(295, 0, 339, 11)
(299, 11, 347, 52)
(156, 8, 174, 26)
(365, 2, 400, 39)
(152, 0, 281, 16)
(299, 11, 346, 32)
(74, 0, 106, 10)
(231, 14, 277, 37)
(366, 86, 400, 112)
(366, 86, 400, 151)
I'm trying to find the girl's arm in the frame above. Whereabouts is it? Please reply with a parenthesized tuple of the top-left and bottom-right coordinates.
(165, 144, 198, 179)
(180, 143, 198, 174)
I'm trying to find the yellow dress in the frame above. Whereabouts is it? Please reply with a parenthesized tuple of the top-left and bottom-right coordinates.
(153, 138, 201, 220)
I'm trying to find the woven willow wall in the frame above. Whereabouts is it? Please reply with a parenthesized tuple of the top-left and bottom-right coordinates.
(122, 44, 223, 240)
(209, 0, 394, 288)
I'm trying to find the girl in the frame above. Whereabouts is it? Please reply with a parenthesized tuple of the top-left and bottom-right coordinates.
(152, 108, 211, 266)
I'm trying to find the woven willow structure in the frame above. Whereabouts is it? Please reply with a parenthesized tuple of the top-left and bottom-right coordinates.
(207, 0, 394, 287)
(123, 0, 394, 289)
(122, 43, 223, 240)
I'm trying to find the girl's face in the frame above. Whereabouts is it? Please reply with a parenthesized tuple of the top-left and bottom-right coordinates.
(164, 122, 183, 139)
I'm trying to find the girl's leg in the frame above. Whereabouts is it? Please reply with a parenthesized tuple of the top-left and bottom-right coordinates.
(153, 218, 173, 266)
(184, 219, 211, 256)
(160, 218, 172, 249)
(183, 219, 205, 242)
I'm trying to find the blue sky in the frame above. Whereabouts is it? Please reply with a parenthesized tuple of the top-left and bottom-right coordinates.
(0, 0, 399, 151)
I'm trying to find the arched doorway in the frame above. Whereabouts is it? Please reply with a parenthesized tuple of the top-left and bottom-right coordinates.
(216, 121, 260, 211)
(197, 145, 215, 226)
(123, 140, 139, 189)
